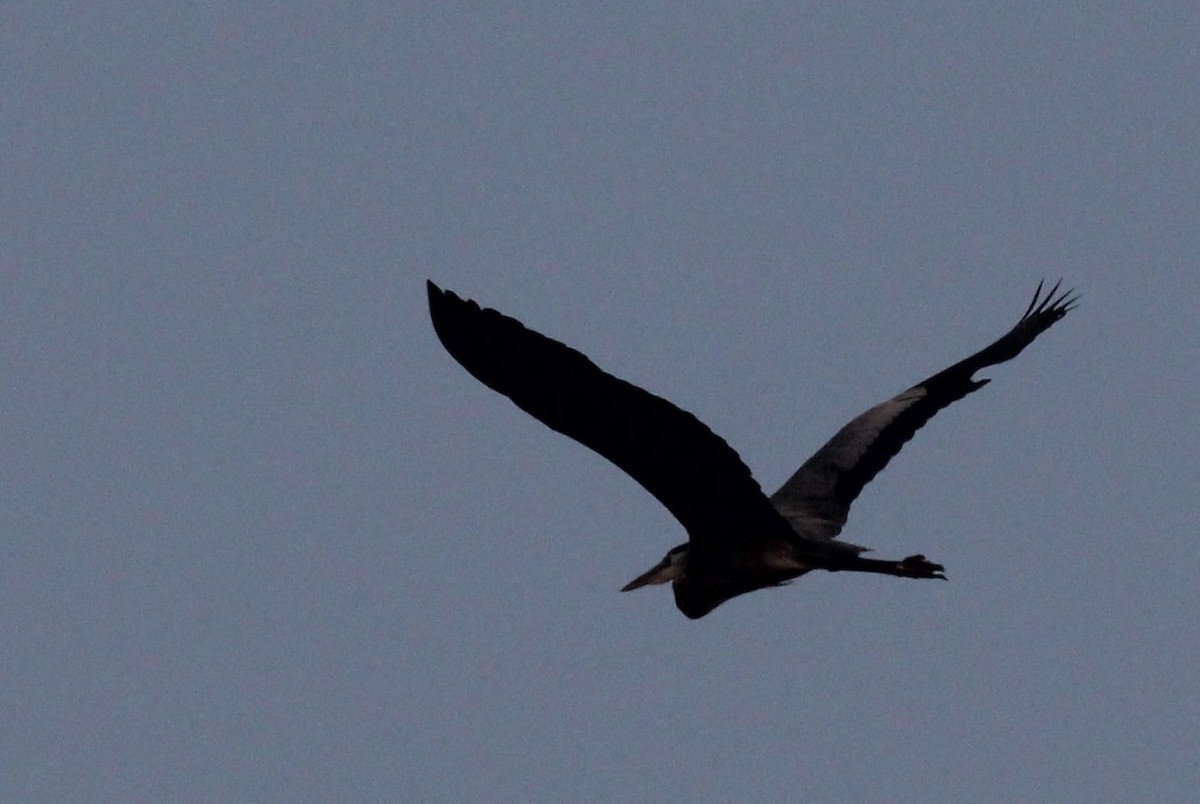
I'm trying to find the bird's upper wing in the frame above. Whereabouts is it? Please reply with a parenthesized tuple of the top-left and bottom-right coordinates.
(428, 281, 791, 545)
(770, 281, 1077, 539)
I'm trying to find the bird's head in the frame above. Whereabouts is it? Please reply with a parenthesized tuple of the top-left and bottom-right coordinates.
(621, 543, 689, 591)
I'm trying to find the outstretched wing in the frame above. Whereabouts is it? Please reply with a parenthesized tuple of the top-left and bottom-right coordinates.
(428, 281, 790, 545)
(770, 281, 1077, 538)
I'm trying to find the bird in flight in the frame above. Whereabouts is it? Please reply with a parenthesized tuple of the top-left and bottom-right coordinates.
(427, 280, 1076, 618)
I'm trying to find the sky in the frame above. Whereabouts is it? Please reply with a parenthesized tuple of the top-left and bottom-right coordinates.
(3, 4, 1197, 802)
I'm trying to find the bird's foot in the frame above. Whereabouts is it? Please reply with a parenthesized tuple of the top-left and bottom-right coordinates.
(898, 554, 947, 580)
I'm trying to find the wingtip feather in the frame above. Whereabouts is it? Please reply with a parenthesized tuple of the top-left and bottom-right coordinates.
(1023, 278, 1079, 323)
(1022, 279, 1045, 318)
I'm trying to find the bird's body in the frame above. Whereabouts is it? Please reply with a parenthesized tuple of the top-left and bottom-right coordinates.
(428, 281, 1076, 618)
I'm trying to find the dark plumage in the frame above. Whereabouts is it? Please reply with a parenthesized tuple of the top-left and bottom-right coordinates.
(428, 280, 1076, 618)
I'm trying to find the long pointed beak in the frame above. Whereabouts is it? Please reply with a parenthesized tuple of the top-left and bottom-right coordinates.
(621, 559, 673, 592)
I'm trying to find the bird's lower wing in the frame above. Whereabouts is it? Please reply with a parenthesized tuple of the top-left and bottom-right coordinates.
(770, 281, 1077, 538)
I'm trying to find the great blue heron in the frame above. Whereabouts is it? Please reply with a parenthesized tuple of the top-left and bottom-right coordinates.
(427, 280, 1076, 618)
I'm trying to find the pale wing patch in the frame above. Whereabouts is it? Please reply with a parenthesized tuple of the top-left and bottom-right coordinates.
(770, 387, 928, 539)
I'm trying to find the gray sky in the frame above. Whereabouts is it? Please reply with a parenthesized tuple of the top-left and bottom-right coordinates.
(3, 4, 1197, 802)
